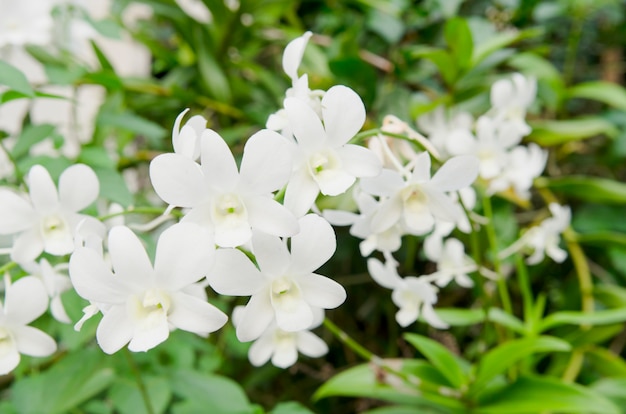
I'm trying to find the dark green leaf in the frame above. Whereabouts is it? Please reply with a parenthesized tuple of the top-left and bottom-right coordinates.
(444, 17, 473, 70)
(535, 176, 626, 204)
(567, 81, 626, 111)
(529, 117, 618, 146)
(403, 334, 467, 388)
(409, 47, 457, 85)
(539, 307, 626, 332)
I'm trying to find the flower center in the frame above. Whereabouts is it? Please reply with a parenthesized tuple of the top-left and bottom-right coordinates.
(41, 214, 67, 236)
(307, 149, 339, 178)
(400, 185, 428, 213)
(270, 277, 301, 312)
(211, 193, 248, 226)
(129, 288, 171, 327)
(0, 328, 14, 357)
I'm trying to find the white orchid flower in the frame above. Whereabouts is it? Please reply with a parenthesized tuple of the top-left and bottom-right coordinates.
(525, 203, 571, 265)
(0, 0, 54, 47)
(424, 237, 476, 288)
(490, 73, 536, 139)
(69, 223, 227, 354)
(0, 164, 103, 263)
(488, 143, 547, 200)
(20, 258, 72, 323)
(208, 214, 346, 341)
(171, 108, 207, 161)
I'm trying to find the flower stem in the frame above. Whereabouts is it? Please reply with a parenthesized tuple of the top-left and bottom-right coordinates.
(515, 254, 534, 327)
(97, 206, 182, 222)
(0, 261, 17, 274)
(123, 348, 154, 414)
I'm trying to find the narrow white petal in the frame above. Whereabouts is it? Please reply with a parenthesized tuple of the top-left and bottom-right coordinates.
(321, 85, 366, 146)
(430, 155, 479, 192)
(316, 169, 355, 196)
(284, 97, 326, 150)
(282, 31, 312, 81)
(296, 330, 328, 357)
(171, 108, 190, 152)
(409, 152, 431, 183)
(370, 196, 403, 233)
(251, 232, 291, 277)
(11, 229, 44, 263)
(50, 295, 71, 324)
(209, 248, 266, 296)
(28, 165, 59, 215)
(290, 214, 336, 274)
(424, 189, 462, 223)
(0, 347, 20, 375)
(323, 209, 358, 226)
(284, 168, 320, 217)
(366, 258, 400, 290)
(200, 129, 239, 191)
(0, 191, 36, 234)
(239, 130, 292, 194)
(108, 226, 154, 286)
(360, 169, 404, 197)
(149, 153, 205, 208)
(248, 333, 275, 366)
(236, 290, 274, 342)
(4, 276, 48, 325)
(58, 164, 99, 212)
(422, 303, 449, 329)
(246, 196, 299, 238)
(335, 144, 381, 178)
(168, 292, 227, 334)
(154, 223, 214, 291)
(96, 305, 134, 354)
(13, 326, 56, 357)
(297, 274, 346, 309)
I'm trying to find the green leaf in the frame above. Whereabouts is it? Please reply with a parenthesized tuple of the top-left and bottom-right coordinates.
(539, 307, 626, 332)
(444, 17, 473, 70)
(528, 117, 618, 146)
(91, 166, 133, 207)
(426, 308, 525, 334)
(169, 370, 253, 414)
(409, 47, 457, 85)
(11, 348, 115, 414)
(471, 28, 542, 66)
(587, 346, 626, 377)
(97, 112, 167, 144)
(12, 124, 56, 159)
(575, 231, 626, 248)
(90, 40, 115, 71)
(270, 401, 315, 414)
(476, 375, 620, 414)
(109, 376, 171, 414)
(567, 81, 626, 111)
(591, 377, 626, 409)
(0, 61, 34, 97)
(365, 406, 445, 414)
(472, 336, 571, 393)
(535, 176, 626, 204)
(403, 334, 467, 388)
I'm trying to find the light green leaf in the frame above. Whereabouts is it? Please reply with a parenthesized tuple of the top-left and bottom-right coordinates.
(539, 307, 626, 332)
(109, 376, 171, 414)
(535, 176, 626, 204)
(591, 377, 626, 409)
(403, 334, 467, 388)
(12, 124, 56, 159)
(444, 17, 473, 70)
(472, 336, 571, 393)
(409, 47, 457, 85)
(528, 117, 618, 146)
(587, 346, 626, 377)
(97, 112, 167, 144)
(471, 28, 542, 66)
(0, 61, 34, 97)
(92, 166, 133, 207)
(476, 375, 620, 414)
(270, 401, 315, 414)
(567, 81, 626, 111)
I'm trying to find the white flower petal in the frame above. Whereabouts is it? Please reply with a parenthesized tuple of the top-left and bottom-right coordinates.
(274, 298, 313, 332)
(366, 258, 400, 290)
(11, 228, 44, 263)
(424, 189, 462, 223)
(315, 169, 355, 196)
(58, 164, 99, 212)
(296, 330, 328, 358)
(50, 295, 71, 324)
(0, 347, 20, 375)
(214, 216, 252, 248)
(96, 305, 134, 354)
(298, 273, 346, 309)
(290, 214, 336, 274)
(108, 226, 154, 286)
(4, 276, 48, 325)
(171, 108, 190, 152)
(251, 232, 291, 277)
(271, 341, 298, 368)
(284, 97, 326, 150)
(370, 196, 403, 233)
(246, 196, 299, 238)
(128, 314, 170, 352)
(154, 223, 214, 291)
(200, 129, 239, 191)
(0, 190, 36, 234)
(284, 168, 320, 217)
(13, 326, 56, 357)
(209, 248, 265, 296)
(396, 305, 418, 327)
(236, 290, 274, 342)
(149, 153, 205, 208)
(409, 152, 431, 183)
(360, 169, 404, 197)
(336, 144, 381, 177)
(422, 303, 449, 329)
(321, 85, 366, 146)
(168, 292, 227, 334)
(28, 165, 59, 215)
(239, 130, 292, 194)
(430, 155, 479, 192)
(323, 209, 358, 226)
(248, 332, 274, 366)
(283, 31, 312, 82)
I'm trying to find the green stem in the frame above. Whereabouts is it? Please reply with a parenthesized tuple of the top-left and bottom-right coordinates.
(563, 17, 584, 86)
(350, 129, 443, 163)
(0, 261, 17, 274)
(515, 254, 534, 329)
(123, 348, 154, 414)
(97, 206, 182, 222)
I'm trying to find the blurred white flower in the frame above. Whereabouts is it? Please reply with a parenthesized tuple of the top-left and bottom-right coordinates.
(21, 258, 72, 323)
(209, 214, 346, 341)
(0, 276, 57, 374)
(488, 143, 547, 200)
(150, 128, 298, 247)
(69, 223, 227, 354)
(0, 0, 54, 47)
(175, 0, 212, 23)
(367, 258, 447, 328)
(424, 238, 476, 288)
(417, 106, 474, 159)
(525, 203, 571, 265)
(490, 73, 536, 139)
(0, 164, 103, 263)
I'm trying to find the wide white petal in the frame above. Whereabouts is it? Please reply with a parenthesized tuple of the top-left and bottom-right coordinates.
(209, 248, 266, 295)
(0, 347, 20, 375)
(13, 326, 56, 357)
(251, 231, 291, 277)
(200, 129, 239, 191)
(323, 209, 358, 226)
(409, 152, 431, 183)
(424, 189, 462, 223)
(290, 214, 336, 274)
(315, 169, 355, 196)
(168, 292, 227, 334)
(69, 247, 134, 303)
(149, 153, 205, 208)
(28, 165, 59, 215)
(396, 305, 419, 327)
(0, 191, 36, 234)
(128, 315, 170, 352)
(284, 168, 320, 217)
(366, 258, 400, 290)
(282, 31, 312, 81)
(50, 295, 71, 324)
(296, 330, 328, 357)
(96, 305, 134, 354)
(370, 196, 403, 233)
(490, 77, 513, 108)
(321, 85, 366, 146)
(239, 130, 292, 194)
(430, 155, 479, 192)
(58, 164, 99, 212)
(154, 223, 214, 291)
(246, 196, 299, 238)
(108, 226, 154, 286)
(335, 144, 381, 178)
(271, 341, 298, 368)
(4, 276, 48, 325)
(11, 228, 44, 263)
(236, 290, 275, 342)
(284, 97, 326, 150)
(297, 274, 346, 309)
(214, 216, 252, 248)
(248, 332, 275, 366)
(274, 298, 313, 332)
(360, 169, 404, 197)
